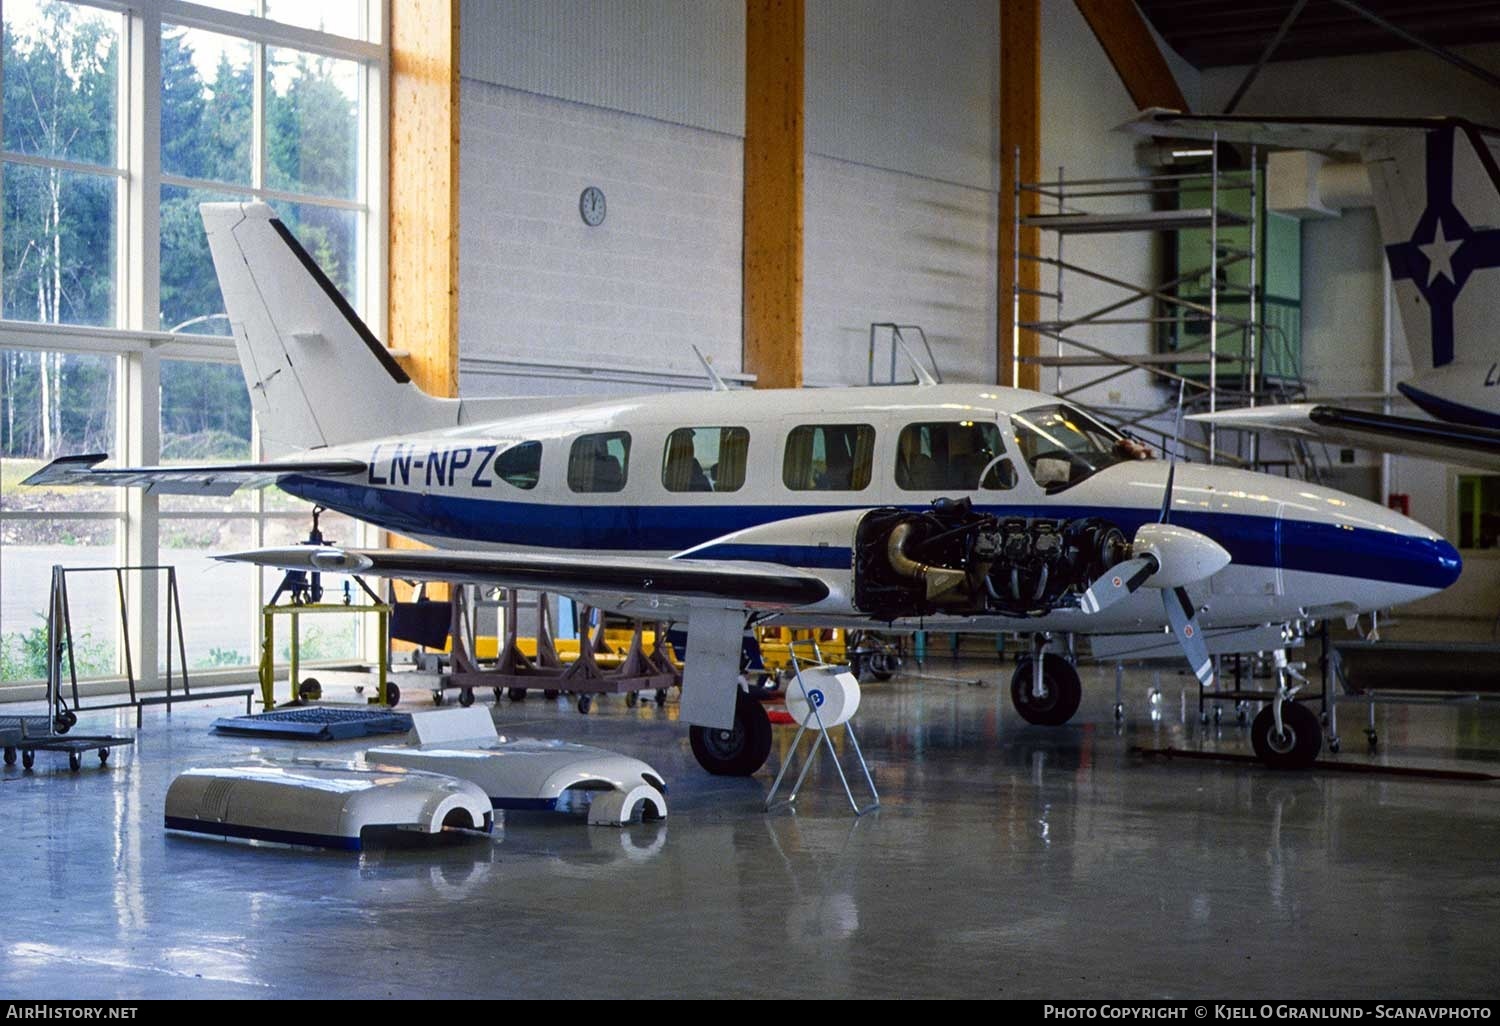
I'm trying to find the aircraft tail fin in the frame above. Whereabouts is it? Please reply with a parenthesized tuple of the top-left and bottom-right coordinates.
(200, 202, 457, 456)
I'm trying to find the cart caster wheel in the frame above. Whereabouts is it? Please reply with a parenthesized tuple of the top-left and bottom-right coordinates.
(432, 690, 444, 706)
(655, 688, 668, 706)
(68, 752, 81, 772)
(56, 709, 76, 734)
(1328, 737, 1341, 754)
(1237, 707, 1249, 725)
(493, 688, 503, 704)
(625, 691, 638, 708)
(1114, 703, 1124, 722)
(1366, 730, 1378, 752)
(544, 689, 560, 700)
(384, 683, 400, 707)
(459, 688, 475, 708)
(507, 688, 528, 702)
(98, 748, 110, 765)
(22, 751, 34, 770)
(1199, 712, 1210, 725)
(3, 747, 13, 766)
(577, 695, 592, 715)
(298, 678, 322, 702)
(1213, 706, 1222, 724)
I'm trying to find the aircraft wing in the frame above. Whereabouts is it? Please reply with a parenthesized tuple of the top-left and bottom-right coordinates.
(216, 545, 831, 612)
(20, 453, 368, 496)
(1121, 109, 1463, 155)
(1189, 404, 1500, 472)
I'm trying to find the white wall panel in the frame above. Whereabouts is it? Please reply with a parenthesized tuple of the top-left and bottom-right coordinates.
(457, 82, 743, 394)
(460, 0, 745, 135)
(806, 0, 998, 189)
(804, 155, 997, 385)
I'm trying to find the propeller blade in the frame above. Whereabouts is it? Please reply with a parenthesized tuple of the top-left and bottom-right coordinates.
(1162, 586, 1214, 688)
(1080, 554, 1159, 614)
(1159, 380, 1187, 524)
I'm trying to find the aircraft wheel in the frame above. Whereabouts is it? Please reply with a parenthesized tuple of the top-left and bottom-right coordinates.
(1251, 702, 1322, 770)
(1009, 654, 1082, 726)
(459, 688, 475, 708)
(689, 689, 772, 777)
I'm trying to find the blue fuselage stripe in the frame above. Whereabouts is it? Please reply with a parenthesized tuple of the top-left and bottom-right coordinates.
(278, 477, 1460, 590)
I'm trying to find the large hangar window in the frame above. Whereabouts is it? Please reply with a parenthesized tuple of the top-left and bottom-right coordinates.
(0, 0, 385, 686)
(896, 421, 1016, 492)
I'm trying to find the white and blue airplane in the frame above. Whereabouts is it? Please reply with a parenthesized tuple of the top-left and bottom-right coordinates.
(1130, 112, 1500, 467)
(24, 202, 1462, 775)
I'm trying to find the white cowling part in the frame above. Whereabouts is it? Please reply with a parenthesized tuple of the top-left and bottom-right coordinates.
(1131, 522, 1231, 589)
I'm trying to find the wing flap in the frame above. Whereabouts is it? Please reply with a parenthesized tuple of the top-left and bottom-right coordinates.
(20, 454, 368, 495)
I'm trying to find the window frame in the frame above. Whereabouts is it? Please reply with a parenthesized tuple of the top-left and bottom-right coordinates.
(567, 430, 632, 494)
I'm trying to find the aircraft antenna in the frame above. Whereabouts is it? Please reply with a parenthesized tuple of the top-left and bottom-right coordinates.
(892, 331, 939, 387)
(691, 345, 731, 392)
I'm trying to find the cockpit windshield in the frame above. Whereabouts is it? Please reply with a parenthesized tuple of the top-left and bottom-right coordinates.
(1010, 404, 1139, 493)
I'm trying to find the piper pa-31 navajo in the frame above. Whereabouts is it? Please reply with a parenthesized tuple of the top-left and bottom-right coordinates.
(24, 203, 1462, 774)
(1129, 112, 1500, 468)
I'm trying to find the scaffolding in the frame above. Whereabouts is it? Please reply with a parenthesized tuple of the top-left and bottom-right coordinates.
(1012, 139, 1316, 476)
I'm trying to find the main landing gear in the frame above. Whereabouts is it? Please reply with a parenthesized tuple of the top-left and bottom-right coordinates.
(689, 689, 772, 776)
(1010, 637, 1083, 726)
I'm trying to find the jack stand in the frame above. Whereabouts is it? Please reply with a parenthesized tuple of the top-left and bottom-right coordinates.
(765, 658, 879, 817)
(269, 505, 331, 606)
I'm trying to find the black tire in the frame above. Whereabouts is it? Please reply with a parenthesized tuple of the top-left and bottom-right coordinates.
(1009, 654, 1083, 726)
(1251, 702, 1322, 770)
(544, 689, 560, 700)
(22, 750, 34, 770)
(432, 690, 444, 706)
(625, 691, 639, 708)
(493, 688, 503, 703)
(507, 688, 528, 702)
(577, 695, 592, 714)
(689, 689, 773, 777)
(68, 752, 81, 772)
(3, 747, 14, 766)
(655, 688, 668, 706)
(55, 709, 76, 734)
(98, 748, 109, 765)
(459, 688, 475, 708)
(384, 682, 401, 708)
(298, 678, 322, 702)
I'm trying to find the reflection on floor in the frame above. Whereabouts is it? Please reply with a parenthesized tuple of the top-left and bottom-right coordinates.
(3, 642, 1499, 999)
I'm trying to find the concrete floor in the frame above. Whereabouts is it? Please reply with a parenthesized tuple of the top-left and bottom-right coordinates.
(3, 653, 1500, 1000)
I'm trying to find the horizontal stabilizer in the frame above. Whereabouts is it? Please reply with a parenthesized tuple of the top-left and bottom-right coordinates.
(1188, 405, 1500, 472)
(21, 453, 368, 496)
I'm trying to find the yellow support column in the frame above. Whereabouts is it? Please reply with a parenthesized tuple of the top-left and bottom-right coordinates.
(743, 0, 804, 391)
(1000, 0, 1041, 391)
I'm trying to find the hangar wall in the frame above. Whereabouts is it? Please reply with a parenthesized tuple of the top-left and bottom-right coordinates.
(1200, 43, 1500, 617)
(454, 0, 1196, 403)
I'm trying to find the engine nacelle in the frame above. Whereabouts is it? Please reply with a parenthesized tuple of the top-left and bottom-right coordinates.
(853, 498, 1129, 620)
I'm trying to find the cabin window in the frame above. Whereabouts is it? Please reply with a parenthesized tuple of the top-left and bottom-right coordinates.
(568, 432, 631, 493)
(896, 421, 1016, 491)
(783, 424, 876, 491)
(493, 441, 542, 490)
(662, 427, 749, 493)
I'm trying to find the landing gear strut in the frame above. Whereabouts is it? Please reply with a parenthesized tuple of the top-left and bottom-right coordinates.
(1010, 638, 1082, 726)
(1250, 650, 1321, 770)
(689, 689, 772, 776)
